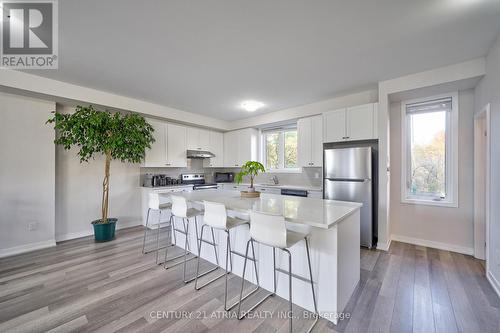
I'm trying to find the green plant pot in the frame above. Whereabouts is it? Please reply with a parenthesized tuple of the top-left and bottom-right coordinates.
(91, 218, 117, 242)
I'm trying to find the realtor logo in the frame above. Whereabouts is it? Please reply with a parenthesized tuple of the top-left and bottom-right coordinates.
(1, 0, 58, 69)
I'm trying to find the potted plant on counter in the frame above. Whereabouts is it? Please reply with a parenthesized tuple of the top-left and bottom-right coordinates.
(47, 105, 154, 242)
(235, 161, 266, 197)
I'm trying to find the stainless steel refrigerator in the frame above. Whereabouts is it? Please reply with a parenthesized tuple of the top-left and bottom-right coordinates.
(324, 147, 374, 248)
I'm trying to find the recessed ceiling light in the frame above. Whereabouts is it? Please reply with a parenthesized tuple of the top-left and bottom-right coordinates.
(241, 100, 264, 112)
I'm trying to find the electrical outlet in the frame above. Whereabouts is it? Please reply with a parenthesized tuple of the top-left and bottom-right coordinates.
(28, 222, 38, 231)
(314, 172, 320, 179)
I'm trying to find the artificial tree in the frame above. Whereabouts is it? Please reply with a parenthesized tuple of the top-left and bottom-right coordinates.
(47, 105, 155, 230)
(235, 161, 266, 192)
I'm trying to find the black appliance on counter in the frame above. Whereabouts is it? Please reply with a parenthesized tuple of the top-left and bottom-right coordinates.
(214, 172, 234, 183)
(143, 174, 181, 187)
(280, 188, 308, 197)
(181, 173, 218, 190)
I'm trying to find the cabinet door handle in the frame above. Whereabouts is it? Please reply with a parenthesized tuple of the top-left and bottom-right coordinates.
(165, 163, 171, 166)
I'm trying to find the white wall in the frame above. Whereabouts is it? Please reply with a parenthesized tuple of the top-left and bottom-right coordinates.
(0, 93, 56, 257)
(377, 57, 486, 251)
(389, 90, 475, 254)
(55, 106, 142, 241)
(474, 34, 500, 295)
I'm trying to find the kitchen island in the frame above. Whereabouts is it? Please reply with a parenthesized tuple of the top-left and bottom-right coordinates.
(159, 189, 361, 324)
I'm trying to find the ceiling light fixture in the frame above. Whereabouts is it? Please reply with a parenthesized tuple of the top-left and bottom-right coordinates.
(241, 100, 264, 112)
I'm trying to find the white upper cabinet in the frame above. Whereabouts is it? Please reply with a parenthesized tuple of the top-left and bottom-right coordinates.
(143, 119, 167, 167)
(165, 123, 187, 167)
(203, 131, 224, 167)
(298, 115, 323, 167)
(224, 128, 259, 167)
(346, 104, 375, 141)
(323, 109, 347, 143)
(186, 127, 210, 151)
(323, 103, 378, 143)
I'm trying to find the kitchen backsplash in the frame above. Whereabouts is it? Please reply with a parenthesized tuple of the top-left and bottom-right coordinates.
(140, 159, 322, 188)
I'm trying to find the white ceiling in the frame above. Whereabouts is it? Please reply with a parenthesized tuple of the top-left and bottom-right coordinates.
(28, 0, 500, 121)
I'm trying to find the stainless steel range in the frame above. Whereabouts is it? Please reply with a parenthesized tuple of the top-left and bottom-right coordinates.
(181, 173, 218, 190)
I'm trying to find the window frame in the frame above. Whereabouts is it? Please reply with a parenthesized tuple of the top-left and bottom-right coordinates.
(261, 126, 300, 173)
(400, 92, 459, 207)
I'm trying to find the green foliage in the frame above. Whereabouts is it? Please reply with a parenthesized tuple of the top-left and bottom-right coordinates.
(47, 105, 155, 163)
(235, 161, 265, 188)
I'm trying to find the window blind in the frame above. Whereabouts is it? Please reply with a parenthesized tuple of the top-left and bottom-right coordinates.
(406, 97, 452, 115)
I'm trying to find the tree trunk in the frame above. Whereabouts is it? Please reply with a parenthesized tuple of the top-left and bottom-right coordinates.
(101, 151, 111, 223)
(250, 175, 254, 190)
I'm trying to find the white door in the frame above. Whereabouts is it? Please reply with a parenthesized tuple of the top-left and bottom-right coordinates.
(297, 117, 312, 167)
(143, 119, 166, 167)
(310, 115, 323, 167)
(204, 131, 224, 167)
(346, 104, 374, 141)
(166, 123, 187, 167)
(323, 109, 346, 143)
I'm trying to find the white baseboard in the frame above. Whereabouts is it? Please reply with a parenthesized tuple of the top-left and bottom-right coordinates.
(55, 221, 142, 242)
(0, 239, 56, 258)
(487, 270, 500, 299)
(377, 238, 392, 251)
(391, 234, 474, 255)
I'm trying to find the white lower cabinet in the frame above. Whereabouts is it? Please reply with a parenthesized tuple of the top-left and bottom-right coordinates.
(254, 186, 281, 195)
(307, 190, 323, 199)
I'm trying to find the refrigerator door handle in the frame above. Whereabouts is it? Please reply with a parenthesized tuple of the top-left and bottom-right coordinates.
(325, 178, 371, 182)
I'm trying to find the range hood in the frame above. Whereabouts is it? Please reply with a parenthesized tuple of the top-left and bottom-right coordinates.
(186, 150, 215, 159)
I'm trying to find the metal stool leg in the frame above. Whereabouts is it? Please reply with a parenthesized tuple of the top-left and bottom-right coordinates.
(186, 216, 220, 284)
(155, 210, 162, 264)
(194, 225, 227, 289)
(164, 215, 196, 269)
(305, 237, 319, 333)
(142, 208, 151, 253)
(237, 239, 273, 318)
(283, 248, 293, 333)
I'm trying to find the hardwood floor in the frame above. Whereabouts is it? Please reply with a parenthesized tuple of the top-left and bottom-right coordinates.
(1, 226, 499, 333)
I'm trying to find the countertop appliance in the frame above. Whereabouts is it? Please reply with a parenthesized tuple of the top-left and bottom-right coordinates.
(324, 146, 374, 248)
(186, 150, 215, 159)
(281, 188, 308, 197)
(181, 173, 218, 190)
(214, 172, 234, 183)
(143, 174, 179, 187)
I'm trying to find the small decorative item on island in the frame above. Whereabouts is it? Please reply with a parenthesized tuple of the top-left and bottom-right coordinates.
(235, 161, 265, 198)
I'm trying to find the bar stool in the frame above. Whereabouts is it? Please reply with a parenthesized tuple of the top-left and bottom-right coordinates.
(194, 201, 258, 311)
(167, 195, 219, 283)
(142, 193, 173, 264)
(238, 211, 319, 333)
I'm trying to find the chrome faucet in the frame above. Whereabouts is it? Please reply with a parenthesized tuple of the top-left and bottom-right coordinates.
(270, 175, 279, 185)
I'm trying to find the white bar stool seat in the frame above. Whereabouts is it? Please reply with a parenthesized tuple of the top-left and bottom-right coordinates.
(238, 211, 319, 333)
(194, 201, 256, 311)
(142, 193, 173, 264)
(166, 195, 217, 283)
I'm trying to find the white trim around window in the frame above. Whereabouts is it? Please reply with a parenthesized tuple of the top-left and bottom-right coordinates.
(400, 92, 459, 207)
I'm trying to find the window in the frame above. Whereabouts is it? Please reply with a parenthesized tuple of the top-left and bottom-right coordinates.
(262, 127, 298, 171)
(401, 92, 458, 207)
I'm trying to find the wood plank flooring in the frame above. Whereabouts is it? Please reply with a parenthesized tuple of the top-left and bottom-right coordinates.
(1, 226, 499, 333)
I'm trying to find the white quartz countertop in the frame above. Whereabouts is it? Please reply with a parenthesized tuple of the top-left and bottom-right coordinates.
(219, 182, 323, 192)
(161, 189, 361, 229)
